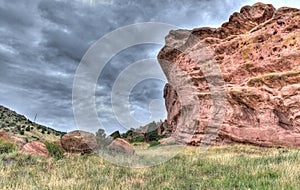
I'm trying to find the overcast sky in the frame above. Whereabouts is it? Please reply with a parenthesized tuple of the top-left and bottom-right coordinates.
(0, 0, 299, 134)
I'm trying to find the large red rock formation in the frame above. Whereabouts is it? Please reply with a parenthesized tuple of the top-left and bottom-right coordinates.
(158, 3, 300, 147)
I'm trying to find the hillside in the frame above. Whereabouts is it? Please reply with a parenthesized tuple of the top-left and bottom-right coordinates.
(0, 105, 65, 142)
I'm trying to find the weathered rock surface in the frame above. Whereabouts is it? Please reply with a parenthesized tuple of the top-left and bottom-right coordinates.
(10, 136, 26, 148)
(158, 3, 300, 147)
(0, 130, 26, 148)
(22, 141, 49, 157)
(108, 138, 135, 154)
(0, 130, 11, 142)
(61, 130, 97, 154)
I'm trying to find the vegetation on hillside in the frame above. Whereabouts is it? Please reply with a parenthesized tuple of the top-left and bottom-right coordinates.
(0, 105, 66, 142)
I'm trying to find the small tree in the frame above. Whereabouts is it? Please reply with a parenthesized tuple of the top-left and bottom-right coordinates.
(146, 121, 159, 141)
(95, 128, 110, 149)
(96, 129, 106, 139)
(20, 130, 24, 135)
(25, 126, 31, 131)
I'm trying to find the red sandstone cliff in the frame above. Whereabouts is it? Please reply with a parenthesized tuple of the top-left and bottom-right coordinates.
(158, 3, 300, 147)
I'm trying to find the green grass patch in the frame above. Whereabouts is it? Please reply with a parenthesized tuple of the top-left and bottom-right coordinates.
(0, 144, 300, 189)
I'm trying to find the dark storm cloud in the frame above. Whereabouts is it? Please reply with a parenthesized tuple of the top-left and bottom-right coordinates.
(0, 0, 261, 132)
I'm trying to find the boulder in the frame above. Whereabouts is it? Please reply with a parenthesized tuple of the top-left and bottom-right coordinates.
(22, 141, 49, 157)
(61, 130, 97, 154)
(10, 136, 26, 148)
(0, 130, 11, 142)
(158, 3, 300, 147)
(108, 138, 135, 154)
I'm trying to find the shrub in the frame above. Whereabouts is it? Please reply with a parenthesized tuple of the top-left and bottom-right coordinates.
(45, 142, 64, 160)
(0, 139, 16, 154)
(132, 136, 145, 143)
(149, 141, 160, 147)
(25, 126, 31, 131)
(47, 131, 51, 135)
(19, 130, 24, 135)
(110, 131, 120, 140)
(146, 122, 160, 141)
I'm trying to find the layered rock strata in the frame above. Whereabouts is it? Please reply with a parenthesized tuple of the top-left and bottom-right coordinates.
(158, 3, 300, 147)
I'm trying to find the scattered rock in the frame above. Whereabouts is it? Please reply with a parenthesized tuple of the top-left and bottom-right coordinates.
(108, 138, 135, 154)
(61, 130, 97, 154)
(22, 141, 50, 157)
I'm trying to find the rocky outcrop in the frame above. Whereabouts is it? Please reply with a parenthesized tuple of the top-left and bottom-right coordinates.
(22, 141, 49, 157)
(0, 130, 11, 142)
(158, 3, 300, 147)
(61, 130, 97, 154)
(10, 136, 26, 148)
(108, 138, 135, 154)
(0, 130, 26, 148)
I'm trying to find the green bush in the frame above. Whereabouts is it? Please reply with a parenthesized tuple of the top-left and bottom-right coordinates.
(132, 136, 145, 143)
(0, 139, 16, 154)
(19, 130, 24, 135)
(146, 121, 160, 141)
(149, 141, 160, 147)
(25, 126, 31, 131)
(45, 142, 64, 160)
(110, 131, 121, 140)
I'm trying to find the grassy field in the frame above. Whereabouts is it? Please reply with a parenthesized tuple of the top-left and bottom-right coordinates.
(1, 144, 300, 190)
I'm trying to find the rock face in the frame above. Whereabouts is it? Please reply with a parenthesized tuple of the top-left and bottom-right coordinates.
(10, 136, 26, 148)
(0, 130, 26, 148)
(61, 130, 97, 154)
(158, 3, 300, 147)
(108, 138, 135, 154)
(22, 141, 49, 157)
(0, 130, 11, 142)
